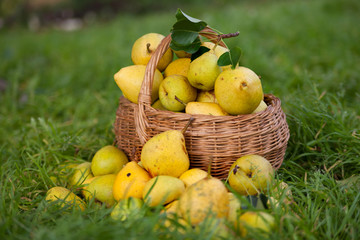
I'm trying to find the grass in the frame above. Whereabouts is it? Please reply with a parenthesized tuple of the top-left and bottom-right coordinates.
(1, 0, 360, 239)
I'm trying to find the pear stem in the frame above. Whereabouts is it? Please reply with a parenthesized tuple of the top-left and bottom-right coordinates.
(146, 43, 152, 54)
(181, 117, 194, 135)
(214, 31, 240, 50)
(174, 95, 187, 106)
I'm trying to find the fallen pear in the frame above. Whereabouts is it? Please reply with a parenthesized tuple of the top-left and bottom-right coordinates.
(68, 162, 93, 187)
(141, 118, 193, 177)
(46, 186, 86, 211)
(143, 175, 185, 207)
(91, 145, 128, 176)
(110, 197, 144, 221)
(112, 161, 151, 201)
(236, 211, 275, 237)
(85, 174, 116, 207)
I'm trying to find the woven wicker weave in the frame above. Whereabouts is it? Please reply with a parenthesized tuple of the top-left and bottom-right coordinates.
(114, 27, 290, 179)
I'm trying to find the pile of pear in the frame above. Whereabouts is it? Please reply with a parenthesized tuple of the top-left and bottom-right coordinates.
(46, 125, 293, 237)
(114, 32, 268, 116)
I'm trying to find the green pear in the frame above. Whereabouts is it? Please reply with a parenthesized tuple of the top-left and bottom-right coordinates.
(143, 176, 185, 207)
(151, 99, 168, 111)
(110, 197, 144, 221)
(228, 155, 274, 196)
(114, 65, 163, 104)
(185, 102, 229, 116)
(187, 51, 221, 90)
(215, 66, 264, 115)
(178, 177, 229, 225)
(141, 119, 193, 177)
(228, 192, 242, 224)
(91, 145, 128, 176)
(68, 162, 94, 187)
(235, 211, 275, 237)
(159, 75, 197, 112)
(85, 174, 116, 207)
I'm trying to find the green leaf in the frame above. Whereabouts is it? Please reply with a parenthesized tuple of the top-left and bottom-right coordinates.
(175, 9, 206, 24)
(230, 46, 242, 69)
(217, 52, 232, 66)
(191, 46, 210, 61)
(170, 37, 201, 54)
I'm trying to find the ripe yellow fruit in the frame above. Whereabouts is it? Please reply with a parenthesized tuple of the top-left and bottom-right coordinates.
(163, 58, 191, 78)
(178, 177, 229, 225)
(252, 100, 267, 113)
(110, 197, 144, 221)
(196, 90, 218, 103)
(228, 192, 242, 223)
(235, 211, 275, 237)
(114, 65, 163, 104)
(46, 186, 86, 211)
(143, 176, 185, 207)
(215, 66, 264, 115)
(113, 161, 151, 201)
(131, 33, 173, 71)
(179, 168, 208, 187)
(185, 102, 229, 116)
(81, 176, 98, 198)
(91, 145, 128, 176)
(163, 200, 180, 214)
(68, 162, 93, 187)
(85, 174, 117, 207)
(174, 50, 191, 58)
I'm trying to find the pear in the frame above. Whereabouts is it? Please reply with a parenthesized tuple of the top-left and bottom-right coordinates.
(196, 90, 218, 103)
(228, 155, 274, 196)
(164, 58, 191, 78)
(185, 102, 229, 116)
(85, 174, 116, 207)
(202, 42, 231, 72)
(141, 118, 193, 178)
(68, 162, 93, 187)
(163, 200, 180, 215)
(252, 100, 267, 113)
(228, 192, 242, 224)
(112, 161, 151, 201)
(151, 99, 168, 111)
(178, 177, 229, 225)
(215, 66, 264, 115)
(131, 33, 173, 71)
(187, 51, 221, 91)
(110, 197, 144, 221)
(174, 50, 191, 58)
(114, 65, 163, 104)
(235, 211, 275, 237)
(91, 145, 128, 176)
(179, 168, 208, 187)
(159, 75, 197, 112)
(46, 186, 86, 211)
(143, 176, 185, 207)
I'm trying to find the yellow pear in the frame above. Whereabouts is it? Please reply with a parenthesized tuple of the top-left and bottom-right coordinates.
(215, 66, 264, 115)
(68, 162, 93, 187)
(110, 197, 144, 221)
(112, 161, 151, 201)
(179, 168, 208, 187)
(251, 100, 267, 113)
(228, 192, 242, 224)
(201, 42, 231, 71)
(185, 102, 229, 116)
(174, 50, 191, 58)
(228, 155, 274, 196)
(46, 186, 86, 211)
(85, 174, 116, 207)
(163, 200, 180, 215)
(178, 177, 229, 225)
(164, 58, 191, 78)
(131, 33, 173, 71)
(235, 211, 275, 237)
(91, 145, 128, 176)
(187, 51, 221, 91)
(151, 99, 167, 111)
(196, 90, 218, 103)
(114, 65, 163, 104)
(143, 176, 185, 207)
(159, 75, 197, 112)
(81, 176, 98, 198)
(141, 121, 192, 177)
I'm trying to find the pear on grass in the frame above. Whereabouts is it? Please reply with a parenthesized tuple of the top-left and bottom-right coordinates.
(110, 197, 144, 221)
(215, 66, 264, 115)
(46, 186, 86, 211)
(68, 162, 93, 187)
(112, 161, 151, 201)
(85, 174, 116, 207)
(143, 175, 185, 207)
(235, 211, 275, 237)
(114, 65, 163, 104)
(141, 118, 194, 177)
(178, 176, 229, 225)
(187, 51, 221, 91)
(131, 33, 173, 71)
(91, 145, 128, 176)
(228, 155, 274, 196)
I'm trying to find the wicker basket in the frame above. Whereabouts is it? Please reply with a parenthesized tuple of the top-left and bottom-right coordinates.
(114, 27, 290, 179)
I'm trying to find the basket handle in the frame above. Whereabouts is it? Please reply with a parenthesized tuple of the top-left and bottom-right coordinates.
(136, 27, 227, 144)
